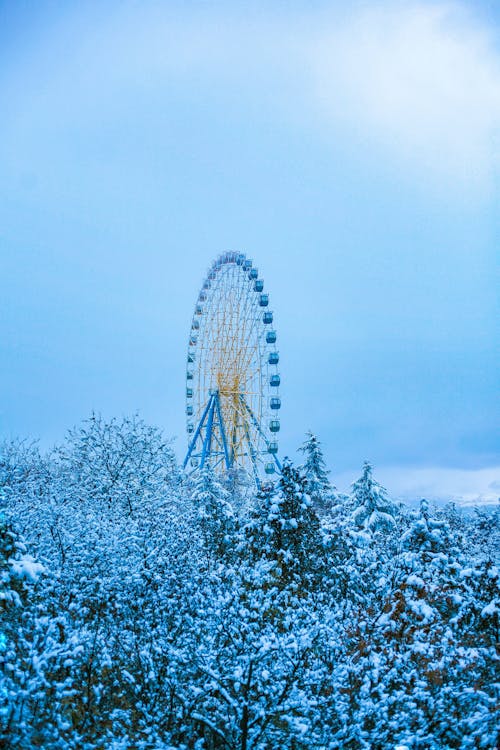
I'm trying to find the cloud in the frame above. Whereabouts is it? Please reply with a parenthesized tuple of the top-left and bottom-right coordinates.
(2, 1, 500, 198)
(335, 464, 500, 506)
(307, 2, 500, 193)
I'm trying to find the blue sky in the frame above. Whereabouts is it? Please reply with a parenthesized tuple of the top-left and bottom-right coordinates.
(1, 0, 499, 503)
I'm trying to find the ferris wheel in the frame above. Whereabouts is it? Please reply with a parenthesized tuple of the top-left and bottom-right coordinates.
(183, 252, 281, 482)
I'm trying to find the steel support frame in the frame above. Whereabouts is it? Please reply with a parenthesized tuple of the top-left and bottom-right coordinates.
(184, 391, 282, 478)
(183, 394, 215, 469)
(184, 391, 232, 471)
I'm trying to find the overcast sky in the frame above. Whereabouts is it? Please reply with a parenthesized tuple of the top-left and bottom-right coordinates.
(1, 0, 499, 503)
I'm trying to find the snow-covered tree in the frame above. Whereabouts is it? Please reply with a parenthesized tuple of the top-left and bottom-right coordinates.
(342, 498, 499, 750)
(0, 510, 85, 748)
(245, 459, 323, 587)
(298, 431, 335, 517)
(191, 465, 235, 561)
(402, 497, 456, 557)
(468, 503, 500, 563)
(351, 461, 397, 533)
(54, 412, 179, 515)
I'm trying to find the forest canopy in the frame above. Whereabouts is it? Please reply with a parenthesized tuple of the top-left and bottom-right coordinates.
(1, 415, 498, 749)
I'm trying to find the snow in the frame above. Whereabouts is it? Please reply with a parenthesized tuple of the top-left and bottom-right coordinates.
(480, 600, 498, 617)
(408, 599, 435, 624)
(406, 574, 425, 589)
(9, 554, 44, 582)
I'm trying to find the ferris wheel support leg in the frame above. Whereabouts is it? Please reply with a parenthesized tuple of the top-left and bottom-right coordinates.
(183, 394, 214, 470)
(200, 395, 216, 468)
(239, 396, 282, 473)
(214, 392, 231, 470)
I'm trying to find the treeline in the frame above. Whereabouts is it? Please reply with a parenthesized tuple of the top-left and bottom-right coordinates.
(1, 415, 498, 749)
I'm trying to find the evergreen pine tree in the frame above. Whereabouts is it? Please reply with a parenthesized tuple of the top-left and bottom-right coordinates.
(246, 459, 322, 585)
(298, 431, 335, 517)
(351, 461, 396, 533)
